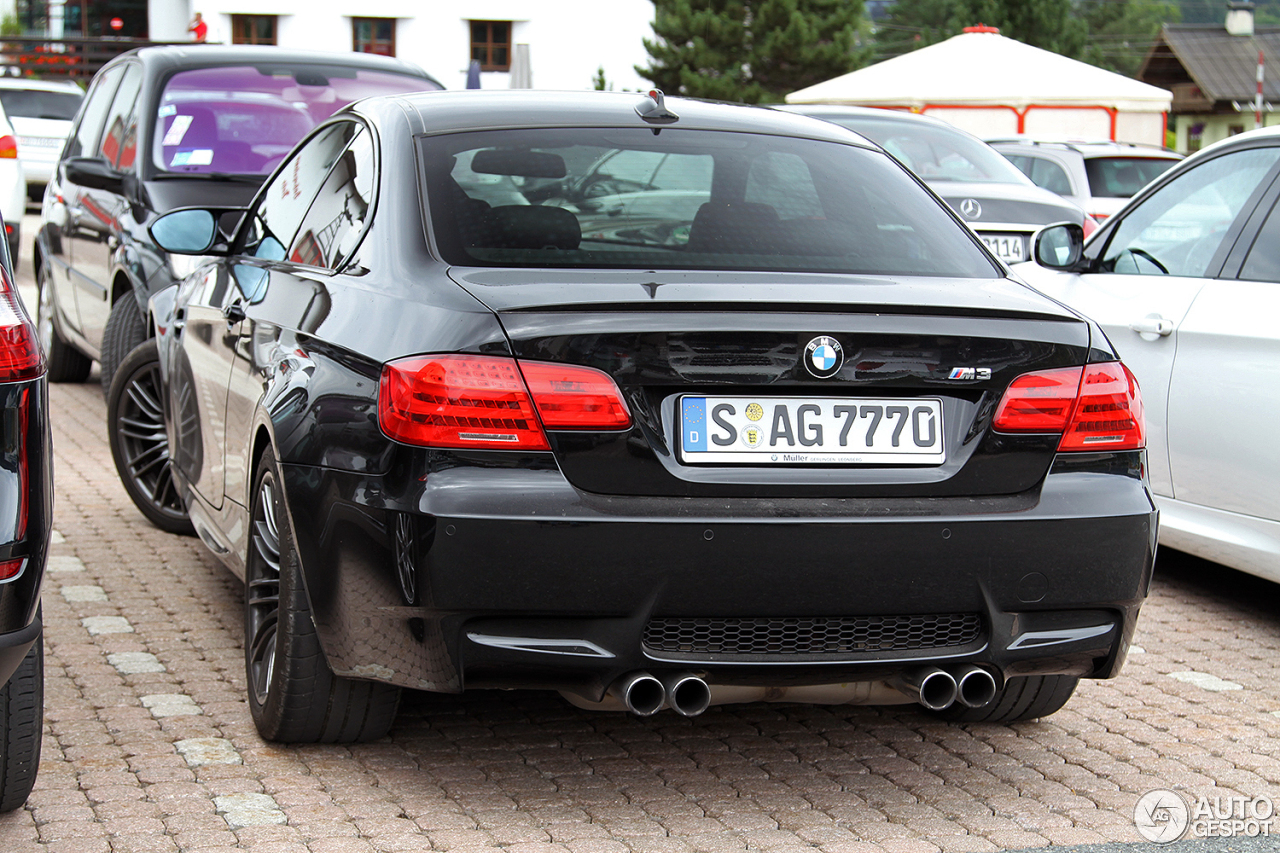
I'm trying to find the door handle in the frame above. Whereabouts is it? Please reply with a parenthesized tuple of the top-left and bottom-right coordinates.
(223, 301, 246, 324)
(1129, 315, 1173, 338)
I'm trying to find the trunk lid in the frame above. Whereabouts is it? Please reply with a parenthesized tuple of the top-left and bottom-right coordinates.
(449, 268, 1091, 498)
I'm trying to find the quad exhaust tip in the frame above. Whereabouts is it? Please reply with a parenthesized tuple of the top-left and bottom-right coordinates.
(954, 665, 999, 709)
(609, 671, 712, 717)
(895, 667, 959, 711)
(610, 671, 665, 716)
(663, 672, 711, 717)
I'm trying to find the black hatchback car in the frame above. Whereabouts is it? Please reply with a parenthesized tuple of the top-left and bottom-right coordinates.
(113, 90, 1156, 743)
(34, 45, 442, 399)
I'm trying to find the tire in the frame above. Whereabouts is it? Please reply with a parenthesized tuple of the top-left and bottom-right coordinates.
(0, 638, 42, 813)
(931, 675, 1079, 723)
(36, 258, 91, 383)
(245, 446, 400, 743)
(107, 338, 194, 535)
(100, 292, 147, 398)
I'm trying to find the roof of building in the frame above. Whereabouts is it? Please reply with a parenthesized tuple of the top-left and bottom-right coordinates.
(786, 30, 1171, 112)
(1139, 25, 1280, 103)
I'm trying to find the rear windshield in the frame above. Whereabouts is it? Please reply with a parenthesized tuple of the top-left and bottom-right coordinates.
(1084, 157, 1179, 198)
(816, 116, 1032, 185)
(0, 89, 82, 121)
(155, 64, 439, 176)
(421, 127, 1000, 277)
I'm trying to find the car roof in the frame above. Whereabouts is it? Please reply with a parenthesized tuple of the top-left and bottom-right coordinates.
(987, 138, 1181, 158)
(363, 90, 883, 146)
(104, 44, 441, 86)
(776, 104, 964, 132)
(0, 78, 83, 94)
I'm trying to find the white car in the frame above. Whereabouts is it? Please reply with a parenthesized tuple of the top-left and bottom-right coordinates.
(0, 78, 82, 201)
(1016, 126, 1280, 582)
(0, 107, 27, 266)
(988, 138, 1182, 223)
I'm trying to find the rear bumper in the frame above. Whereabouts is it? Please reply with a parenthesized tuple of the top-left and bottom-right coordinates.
(282, 450, 1156, 699)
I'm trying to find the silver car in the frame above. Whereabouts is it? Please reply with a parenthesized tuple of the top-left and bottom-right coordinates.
(988, 138, 1182, 223)
(1017, 126, 1280, 582)
(778, 105, 1096, 264)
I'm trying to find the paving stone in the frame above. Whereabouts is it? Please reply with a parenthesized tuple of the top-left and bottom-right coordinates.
(213, 792, 288, 828)
(82, 616, 134, 635)
(108, 653, 167, 675)
(140, 694, 203, 718)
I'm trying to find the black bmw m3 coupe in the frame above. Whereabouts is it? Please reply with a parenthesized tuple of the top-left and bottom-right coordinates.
(108, 90, 1157, 743)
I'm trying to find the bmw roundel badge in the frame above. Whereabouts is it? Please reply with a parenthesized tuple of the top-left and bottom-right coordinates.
(804, 336, 843, 379)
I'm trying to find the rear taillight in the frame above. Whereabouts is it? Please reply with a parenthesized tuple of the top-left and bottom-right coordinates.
(518, 361, 631, 429)
(0, 268, 43, 383)
(1082, 215, 1100, 239)
(0, 559, 22, 580)
(0, 135, 16, 160)
(1059, 362, 1144, 451)
(379, 355, 630, 449)
(993, 362, 1144, 451)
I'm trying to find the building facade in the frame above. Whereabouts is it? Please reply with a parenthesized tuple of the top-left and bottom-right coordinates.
(11, 1, 657, 92)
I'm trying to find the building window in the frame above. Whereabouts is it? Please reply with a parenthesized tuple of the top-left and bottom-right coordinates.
(353, 18, 396, 56)
(232, 15, 277, 45)
(471, 21, 511, 72)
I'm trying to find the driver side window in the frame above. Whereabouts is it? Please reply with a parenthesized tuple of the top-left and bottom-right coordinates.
(1101, 148, 1280, 277)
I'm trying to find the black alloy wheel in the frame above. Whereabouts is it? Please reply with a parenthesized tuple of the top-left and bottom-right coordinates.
(107, 339, 194, 534)
(245, 446, 401, 743)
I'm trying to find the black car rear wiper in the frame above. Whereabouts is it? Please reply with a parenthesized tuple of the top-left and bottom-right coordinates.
(155, 172, 262, 184)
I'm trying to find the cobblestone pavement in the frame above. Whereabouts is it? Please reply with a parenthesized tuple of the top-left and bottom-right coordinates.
(5, 217, 1280, 852)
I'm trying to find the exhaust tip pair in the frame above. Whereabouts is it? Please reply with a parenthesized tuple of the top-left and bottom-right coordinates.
(611, 671, 711, 717)
(895, 665, 998, 711)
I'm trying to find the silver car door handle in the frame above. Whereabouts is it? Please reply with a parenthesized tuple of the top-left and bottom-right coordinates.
(1129, 316, 1173, 337)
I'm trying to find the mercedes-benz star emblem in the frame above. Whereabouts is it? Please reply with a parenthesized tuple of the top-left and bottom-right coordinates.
(959, 198, 982, 219)
(804, 336, 843, 379)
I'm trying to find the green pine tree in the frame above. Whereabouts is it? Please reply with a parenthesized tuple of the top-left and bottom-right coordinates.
(1078, 0, 1180, 77)
(875, 0, 1087, 61)
(638, 0, 869, 104)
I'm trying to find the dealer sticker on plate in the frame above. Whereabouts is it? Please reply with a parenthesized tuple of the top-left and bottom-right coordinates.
(680, 396, 945, 465)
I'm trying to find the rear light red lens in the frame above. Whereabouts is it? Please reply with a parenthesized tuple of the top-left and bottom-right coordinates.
(0, 136, 16, 160)
(993, 367, 1082, 432)
(380, 355, 549, 450)
(1059, 362, 1144, 451)
(0, 559, 23, 581)
(993, 362, 1145, 451)
(379, 356, 632, 449)
(518, 362, 631, 429)
(1082, 215, 1099, 239)
(0, 271, 44, 382)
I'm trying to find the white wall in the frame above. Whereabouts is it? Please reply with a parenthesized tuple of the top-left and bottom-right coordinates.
(191, 0, 654, 92)
(150, 0, 194, 42)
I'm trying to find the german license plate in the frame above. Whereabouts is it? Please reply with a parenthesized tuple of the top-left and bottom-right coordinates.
(680, 396, 945, 465)
(17, 136, 61, 149)
(980, 233, 1026, 262)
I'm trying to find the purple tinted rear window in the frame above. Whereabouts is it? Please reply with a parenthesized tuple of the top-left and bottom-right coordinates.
(155, 64, 439, 175)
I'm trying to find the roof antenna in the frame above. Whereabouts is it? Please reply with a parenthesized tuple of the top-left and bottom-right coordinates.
(636, 89, 679, 127)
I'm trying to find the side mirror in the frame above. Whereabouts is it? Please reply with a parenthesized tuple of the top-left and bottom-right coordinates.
(150, 209, 218, 254)
(63, 157, 124, 194)
(1032, 222, 1084, 270)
